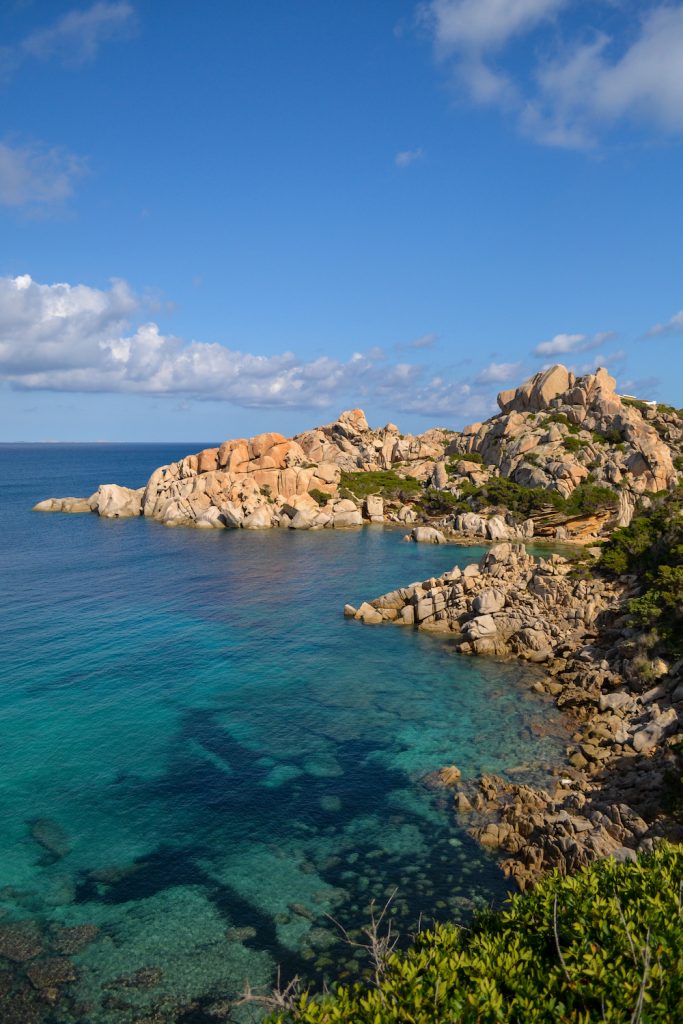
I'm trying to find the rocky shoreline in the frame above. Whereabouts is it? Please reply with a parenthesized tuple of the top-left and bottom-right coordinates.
(346, 539, 683, 890)
(32, 363, 682, 543)
(31, 362, 683, 892)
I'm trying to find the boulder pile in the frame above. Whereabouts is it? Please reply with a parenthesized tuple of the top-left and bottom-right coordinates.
(32, 364, 682, 538)
(32, 409, 452, 530)
(452, 365, 676, 518)
(346, 542, 622, 658)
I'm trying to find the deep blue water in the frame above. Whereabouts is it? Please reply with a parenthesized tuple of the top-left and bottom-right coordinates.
(0, 444, 569, 1022)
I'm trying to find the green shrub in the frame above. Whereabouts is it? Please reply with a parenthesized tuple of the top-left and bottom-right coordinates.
(541, 412, 571, 427)
(269, 845, 683, 1024)
(601, 486, 683, 654)
(417, 488, 465, 515)
(564, 483, 618, 516)
(592, 428, 623, 446)
(339, 471, 421, 500)
(451, 451, 484, 465)
(563, 435, 588, 454)
(674, 455, 683, 472)
(622, 397, 650, 413)
(309, 489, 332, 507)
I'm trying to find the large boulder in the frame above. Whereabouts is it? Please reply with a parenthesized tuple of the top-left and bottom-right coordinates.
(33, 496, 93, 513)
(464, 614, 498, 639)
(364, 494, 384, 522)
(333, 508, 363, 528)
(94, 485, 144, 518)
(410, 526, 447, 544)
(497, 364, 573, 414)
(242, 507, 273, 529)
(472, 589, 505, 615)
(290, 509, 317, 530)
(454, 512, 487, 536)
(195, 506, 226, 529)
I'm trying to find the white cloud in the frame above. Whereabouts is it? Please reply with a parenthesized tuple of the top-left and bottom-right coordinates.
(574, 349, 626, 375)
(0, 274, 511, 424)
(0, 138, 87, 208)
(422, 0, 567, 54)
(533, 330, 613, 357)
(647, 309, 683, 337)
(419, 1, 683, 147)
(396, 332, 438, 350)
(21, 2, 135, 66)
(395, 147, 424, 167)
(475, 360, 522, 383)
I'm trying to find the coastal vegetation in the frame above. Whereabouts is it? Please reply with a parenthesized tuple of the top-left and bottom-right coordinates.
(266, 845, 683, 1023)
(417, 477, 618, 522)
(601, 486, 683, 657)
(339, 469, 421, 500)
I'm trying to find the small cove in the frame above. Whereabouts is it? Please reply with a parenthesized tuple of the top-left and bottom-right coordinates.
(1, 444, 571, 1022)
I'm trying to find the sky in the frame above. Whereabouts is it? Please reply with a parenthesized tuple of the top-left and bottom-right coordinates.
(1, 0, 683, 442)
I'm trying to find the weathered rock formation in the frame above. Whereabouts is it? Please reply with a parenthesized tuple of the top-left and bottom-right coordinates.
(346, 542, 623, 658)
(31, 404, 456, 531)
(452, 366, 676, 517)
(32, 365, 681, 536)
(348, 540, 683, 889)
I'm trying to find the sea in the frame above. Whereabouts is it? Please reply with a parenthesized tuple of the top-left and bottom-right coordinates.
(0, 443, 570, 1022)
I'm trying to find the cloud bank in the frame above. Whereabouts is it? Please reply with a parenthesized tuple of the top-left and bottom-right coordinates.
(0, 274, 496, 421)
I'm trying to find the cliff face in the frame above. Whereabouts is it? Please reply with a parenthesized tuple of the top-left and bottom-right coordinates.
(33, 364, 681, 535)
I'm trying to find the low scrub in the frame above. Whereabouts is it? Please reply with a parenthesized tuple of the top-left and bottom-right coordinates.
(339, 470, 421, 500)
(601, 486, 683, 655)
(446, 451, 485, 470)
(451, 478, 617, 520)
(268, 845, 683, 1023)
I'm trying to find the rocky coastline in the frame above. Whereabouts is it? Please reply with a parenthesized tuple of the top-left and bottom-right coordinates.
(33, 363, 681, 541)
(346, 539, 683, 890)
(32, 363, 683, 891)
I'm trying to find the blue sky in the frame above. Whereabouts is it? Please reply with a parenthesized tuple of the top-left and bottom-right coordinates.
(1, 0, 683, 441)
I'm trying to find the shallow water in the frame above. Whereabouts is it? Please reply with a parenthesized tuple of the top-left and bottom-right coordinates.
(0, 444, 569, 1022)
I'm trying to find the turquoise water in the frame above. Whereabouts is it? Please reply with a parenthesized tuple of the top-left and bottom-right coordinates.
(0, 444, 569, 1022)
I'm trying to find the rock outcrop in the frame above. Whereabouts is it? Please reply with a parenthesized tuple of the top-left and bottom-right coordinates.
(31, 365, 682, 536)
(348, 541, 683, 889)
(451, 366, 676, 520)
(346, 542, 622, 656)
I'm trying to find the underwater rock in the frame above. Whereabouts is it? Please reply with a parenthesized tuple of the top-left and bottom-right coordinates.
(225, 926, 257, 943)
(87, 862, 142, 886)
(26, 956, 77, 993)
(49, 924, 100, 955)
(104, 965, 163, 990)
(288, 902, 314, 921)
(438, 765, 463, 786)
(0, 921, 43, 962)
(0, 977, 49, 1023)
(205, 998, 233, 1019)
(29, 818, 70, 860)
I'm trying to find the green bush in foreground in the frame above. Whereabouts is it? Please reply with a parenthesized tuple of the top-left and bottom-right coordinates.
(270, 845, 683, 1023)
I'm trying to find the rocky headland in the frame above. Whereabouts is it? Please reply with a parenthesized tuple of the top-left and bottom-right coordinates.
(33, 364, 683, 891)
(33, 363, 681, 543)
